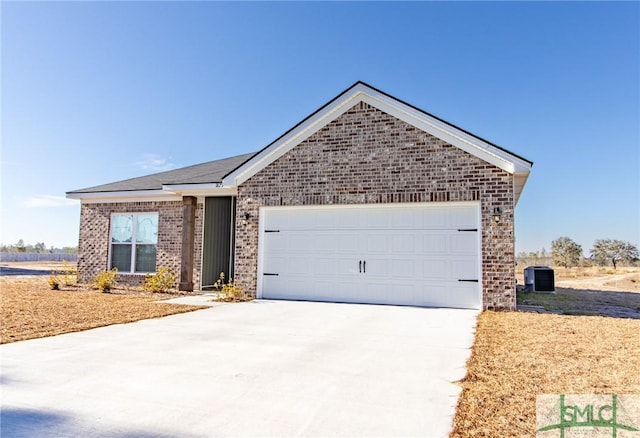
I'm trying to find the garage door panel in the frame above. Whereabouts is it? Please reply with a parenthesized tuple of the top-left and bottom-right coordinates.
(312, 257, 335, 275)
(287, 257, 313, 275)
(391, 234, 416, 253)
(419, 283, 451, 307)
(451, 257, 478, 279)
(314, 257, 359, 276)
(264, 232, 287, 251)
(422, 259, 449, 280)
(365, 209, 392, 228)
(262, 276, 310, 300)
(451, 233, 478, 254)
(366, 234, 389, 253)
(260, 203, 481, 309)
(338, 234, 359, 252)
(419, 208, 448, 229)
(447, 284, 480, 308)
(382, 258, 414, 278)
(316, 279, 361, 302)
(314, 232, 349, 252)
(390, 209, 420, 228)
(421, 234, 449, 255)
(360, 258, 388, 277)
(363, 283, 388, 304)
(286, 233, 313, 253)
(450, 206, 478, 229)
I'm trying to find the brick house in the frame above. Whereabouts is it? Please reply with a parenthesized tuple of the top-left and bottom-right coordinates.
(67, 82, 532, 310)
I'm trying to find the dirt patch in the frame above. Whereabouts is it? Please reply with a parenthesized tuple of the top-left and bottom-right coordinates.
(556, 272, 640, 292)
(0, 276, 207, 344)
(451, 311, 640, 437)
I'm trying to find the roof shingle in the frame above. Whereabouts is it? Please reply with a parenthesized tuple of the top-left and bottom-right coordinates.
(67, 152, 255, 194)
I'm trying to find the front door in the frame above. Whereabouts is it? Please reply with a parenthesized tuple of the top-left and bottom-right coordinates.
(201, 197, 235, 289)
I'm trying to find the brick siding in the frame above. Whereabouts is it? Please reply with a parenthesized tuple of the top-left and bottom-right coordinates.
(235, 102, 516, 309)
(77, 200, 194, 288)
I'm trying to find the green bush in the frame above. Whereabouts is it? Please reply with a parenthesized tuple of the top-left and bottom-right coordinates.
(93, 268, 118, 293)
(213, 272, 245, 301)
(144, 266, 177, 293)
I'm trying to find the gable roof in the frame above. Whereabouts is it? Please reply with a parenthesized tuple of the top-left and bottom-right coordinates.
(68, 82, 532, 203)
(223, 81, 532, 203)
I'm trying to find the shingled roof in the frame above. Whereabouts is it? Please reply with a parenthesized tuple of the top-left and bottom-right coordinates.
(67, 152, 255, 194)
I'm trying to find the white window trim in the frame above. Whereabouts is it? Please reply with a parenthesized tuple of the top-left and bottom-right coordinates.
(109, 212, 159, 274)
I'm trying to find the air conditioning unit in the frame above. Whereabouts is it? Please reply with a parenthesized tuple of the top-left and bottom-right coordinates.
(524, 266, 555, 293)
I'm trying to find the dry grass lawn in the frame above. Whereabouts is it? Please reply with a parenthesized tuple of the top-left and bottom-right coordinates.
(452, 266, 640, 437)
(0, 276, 207, 344)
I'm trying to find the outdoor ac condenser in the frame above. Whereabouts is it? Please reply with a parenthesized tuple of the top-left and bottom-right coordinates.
(524, 266, 555, 293)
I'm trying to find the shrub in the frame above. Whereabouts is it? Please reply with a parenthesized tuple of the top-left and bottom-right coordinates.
(144, 266, 177, 293)
(48, 261, 77, 291)
(93, 268, 118, 293)
(213, 272, 245, 301)
(48, 274, 61, 290)
(60, 260, 77, 286)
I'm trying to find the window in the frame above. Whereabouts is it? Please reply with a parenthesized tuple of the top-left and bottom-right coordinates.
(110, 213, 159, 273)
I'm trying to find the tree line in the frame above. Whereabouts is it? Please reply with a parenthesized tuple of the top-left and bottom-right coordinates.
(0, 239, 77, 254)
(518, 238, 639, 269)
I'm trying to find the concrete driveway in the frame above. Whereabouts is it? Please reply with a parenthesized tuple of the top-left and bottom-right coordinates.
(1, 300, 478, 437)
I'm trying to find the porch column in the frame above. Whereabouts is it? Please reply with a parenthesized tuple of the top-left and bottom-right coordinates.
(179, 196, 197, 291)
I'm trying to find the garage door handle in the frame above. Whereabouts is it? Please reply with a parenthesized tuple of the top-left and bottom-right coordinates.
(458, 279, 478, 282)
(363, 260, 366, 273)
(359, 260, 362, 273)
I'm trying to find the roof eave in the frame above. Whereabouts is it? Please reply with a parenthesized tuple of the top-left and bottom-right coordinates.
(513, 171, 531, 205)
(66, 184, 239, 202)
(66, 189, 180, 203)
(162, 184, 237, 197)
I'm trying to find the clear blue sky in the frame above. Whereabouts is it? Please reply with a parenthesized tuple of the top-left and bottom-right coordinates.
(1, 1, 638, 254)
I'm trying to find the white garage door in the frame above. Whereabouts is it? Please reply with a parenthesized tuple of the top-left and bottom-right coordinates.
(258, 202, 481, 309)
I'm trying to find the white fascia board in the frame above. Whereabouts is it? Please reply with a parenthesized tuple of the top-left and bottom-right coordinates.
(67, 190, 182, 204)
(162, 184, 238, 197)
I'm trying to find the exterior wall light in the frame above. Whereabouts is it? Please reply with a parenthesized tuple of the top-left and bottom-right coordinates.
(242, 211, 251, 226)
(493, 206, 502, 223)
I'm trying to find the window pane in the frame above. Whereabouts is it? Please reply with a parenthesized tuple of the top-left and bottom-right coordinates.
(135, 245, 157, 273)
(112, 215, 133, 243)
(111, 244, 132, 271)
(136, 214, 158, 244)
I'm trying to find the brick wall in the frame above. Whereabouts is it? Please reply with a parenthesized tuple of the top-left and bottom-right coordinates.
(77, 200, 190, 288)
(235, 102, 516, 309)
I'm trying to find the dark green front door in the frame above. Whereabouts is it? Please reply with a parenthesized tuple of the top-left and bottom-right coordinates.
(202, 197, 235, 289)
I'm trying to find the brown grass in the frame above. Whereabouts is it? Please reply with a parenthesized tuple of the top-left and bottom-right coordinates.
(451, 311, 640, 437)
(0, 276, 207, 344)
(518, 288, 640, 319)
